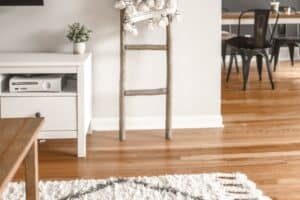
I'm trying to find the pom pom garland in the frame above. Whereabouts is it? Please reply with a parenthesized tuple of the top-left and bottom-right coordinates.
(115, 0, 180, 35)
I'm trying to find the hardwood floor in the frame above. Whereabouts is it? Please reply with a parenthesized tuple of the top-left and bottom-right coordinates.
(14, 61, 300, 200)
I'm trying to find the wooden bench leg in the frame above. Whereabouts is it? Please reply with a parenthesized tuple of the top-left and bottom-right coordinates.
(25, 140, 39, 200)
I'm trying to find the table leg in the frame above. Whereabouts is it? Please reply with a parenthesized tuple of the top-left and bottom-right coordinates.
(25, 140, 39, 200)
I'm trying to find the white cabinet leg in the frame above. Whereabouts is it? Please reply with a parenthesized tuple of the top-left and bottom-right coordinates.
(88, 123, 93, 135)
(76, 55, 92, 158)
(77, 130, 86, 157)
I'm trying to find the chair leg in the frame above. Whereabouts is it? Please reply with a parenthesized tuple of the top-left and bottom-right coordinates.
(243, 55, 252, 91)
(226, 53, 234, 82)
(270, 54, 274, 64)
(288, 43, 295, 66)
(270, 41, 275, 64)
(256, 55, 263, 81)
(222, 42, 227, 69)
(234, 55, 239, 73)
(241, 53, 246, 83)
(263, 51, 275, 90)
(273, 41, 281, 72)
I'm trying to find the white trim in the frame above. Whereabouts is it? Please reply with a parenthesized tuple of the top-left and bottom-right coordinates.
(92, 115, 224, 131)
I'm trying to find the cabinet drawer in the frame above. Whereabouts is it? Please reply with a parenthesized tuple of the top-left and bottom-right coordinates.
(1, 97, 77, 131)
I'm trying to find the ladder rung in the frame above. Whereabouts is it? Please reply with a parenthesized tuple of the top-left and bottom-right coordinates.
(125, 44, 167, 51)
(125, 88, 167, 96)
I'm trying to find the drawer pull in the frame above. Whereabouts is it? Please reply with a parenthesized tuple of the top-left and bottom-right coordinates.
(35, 112, 41, 118)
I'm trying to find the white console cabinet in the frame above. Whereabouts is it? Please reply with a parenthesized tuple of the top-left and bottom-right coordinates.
(0, 53, 92, 157)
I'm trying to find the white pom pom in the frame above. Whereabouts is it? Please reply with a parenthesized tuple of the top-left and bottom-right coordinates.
(148, 20, 155, 30)
(175, 11, 182, 22)
(167, 0, 177, 12)
(132, 26, 138, 36)
(136, 0, 143, 4)
(125, 5, 137, 16)
(114, 0, 126, 9)
(124, 23, 134, 32)
(158, 15, 169, 27)
(155, 0, 165, 9)
(138, 2, 150, 12)
(146, 0, 155, 8)
(123, 23, 138, 36)
(167, 0, 177, 8)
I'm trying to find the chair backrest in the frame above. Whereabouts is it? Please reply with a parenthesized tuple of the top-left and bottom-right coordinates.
(222, 8, 229, 13)
(238, 9, 279, 48)
(222, 8, 232, 33)
(279, 6, 296, 13)
(277, 7, 296, 36)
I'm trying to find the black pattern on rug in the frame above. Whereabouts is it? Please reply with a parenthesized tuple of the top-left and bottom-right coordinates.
(59, 178, 204, 200)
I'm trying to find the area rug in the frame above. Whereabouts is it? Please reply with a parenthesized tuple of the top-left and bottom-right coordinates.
(1, 173, 270, 200)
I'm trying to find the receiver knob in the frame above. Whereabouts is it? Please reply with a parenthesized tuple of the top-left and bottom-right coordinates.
(42, 81, 51, 89)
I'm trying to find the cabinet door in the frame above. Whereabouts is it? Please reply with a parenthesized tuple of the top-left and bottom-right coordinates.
(1, 97, 77, 131)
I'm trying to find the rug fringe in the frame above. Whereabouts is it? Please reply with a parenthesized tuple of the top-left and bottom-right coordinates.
(215, 173, 271, 200)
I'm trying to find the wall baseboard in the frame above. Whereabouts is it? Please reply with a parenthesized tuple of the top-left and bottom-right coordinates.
(278, 47, 300, 61)
(92, 115, 224, 131)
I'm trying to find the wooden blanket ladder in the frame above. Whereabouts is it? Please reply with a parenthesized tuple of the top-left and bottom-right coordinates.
(119, 11, 173, 141)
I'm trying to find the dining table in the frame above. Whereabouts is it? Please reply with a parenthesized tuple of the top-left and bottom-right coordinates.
(222, 11, 300, 25)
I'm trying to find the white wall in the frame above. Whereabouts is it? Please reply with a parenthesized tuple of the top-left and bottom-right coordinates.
(0, 0, 222, 130)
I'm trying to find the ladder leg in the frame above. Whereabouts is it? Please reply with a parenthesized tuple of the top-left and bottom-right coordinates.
(119, 10, 126, 141)
(166, 18, 173, 140)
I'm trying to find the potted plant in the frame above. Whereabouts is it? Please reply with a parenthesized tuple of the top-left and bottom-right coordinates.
(67, 22, 92, 54)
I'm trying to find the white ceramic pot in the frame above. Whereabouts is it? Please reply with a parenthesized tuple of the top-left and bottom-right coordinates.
(270, 2, 280, 12)
(73, 42, 86, 55)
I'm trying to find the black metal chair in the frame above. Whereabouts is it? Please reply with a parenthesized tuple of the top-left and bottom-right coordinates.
(226, 9, 279, 90)
(222, 8, 239, 72)
(271, 7, 299, 71)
